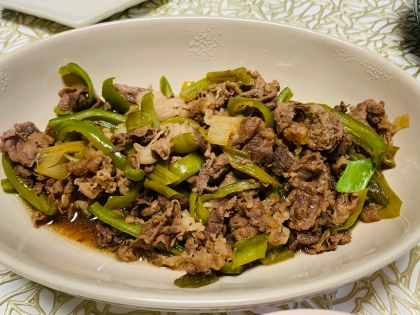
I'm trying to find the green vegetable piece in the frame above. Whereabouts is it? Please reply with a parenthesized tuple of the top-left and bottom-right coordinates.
(367, 173, 390, 207)
(318, 104, 387, 165)
(1, 178, 17, 193)
(144, 179, 182, 199)
(259, 247, 295, 266)
(140, 92, 160, 127)
(160, 75, 173, 98)
(104, 181, 143, 210)
(161, 116, 207, 138)
(232, 233, 268, 269)
(196, 180, 261, 224)
(206, 67, 251, 85)
(55, 120, 144, 181)
(179, 78, 212, 102)
(172, 133, 199, 154)
(54, 107, 70, 116)
(222, 146, 281, 186)
(125, 110, 142, 131)
(335, 158, 375, 193)
(102, 77, 134, 113)
(59, 62, 94, 106)
(147, 164, 180, 186)
(174, 273, 219, 288)
(375, 172, 402, 219)
(168, 152, 206, 186)
(48, 109, 125, 131)
(331, 188, 368, 231)
(189, 191, 198, 217)
(218, 262, 245, 275)
(2, 155, 57, 215)
(88, 202, 141, 237)
(156, 242, 186, 256)
(276, 87, 293, 103)
(227, 97, 274, 129)
(382, 145, 400, 169)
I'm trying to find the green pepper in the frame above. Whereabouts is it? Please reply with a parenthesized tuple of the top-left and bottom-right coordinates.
(104, 181, 143, 210)
(102, 77, 134, 114)
(218, 262, 245, 275)
(172, 133, 199, 154)
(174, 273, 219, 288)
(189, 191, 198, 217)
(2, 155, 57, 216)
(161, 116, 207, 138)
(335, 158, 375, 193)
(54, 107, 70, 116)
(55, 120, 144, 181)
(1, 178, 17, 193)
(146, 164, 180, 185)
(125, 110, 142, 131)
(168, 152, 206, 186)
(195, 180, 261, 224)
(156, 242, 186, 256)
(144, 179, 182, 199)
(318, 104, 387, 165)
(160, 75, 173, 98)
(330, 188, 368, 231)
(88, 202, 141, 237)
(276, 87, 293, 103)
(375, 172, 402, 219)
(206, 67, 251, 85)
(232, 233, 268, 269)
(259, 247, 295, 266)
(227, 97, 274, 129)
(59, 62, 94, 106)
(221, 147, 281, 186)
(48, 109, 125, 131)
(382, 145, 399, 169)
(179, 78, 212, 102)
(140, 92, 160, 127)
(367, 173, 390, 207)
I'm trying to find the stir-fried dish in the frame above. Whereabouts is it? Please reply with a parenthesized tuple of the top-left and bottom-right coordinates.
(0, 64, 409, 287)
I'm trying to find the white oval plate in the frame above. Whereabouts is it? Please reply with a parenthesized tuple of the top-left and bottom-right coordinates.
(0, 17, 419, 312)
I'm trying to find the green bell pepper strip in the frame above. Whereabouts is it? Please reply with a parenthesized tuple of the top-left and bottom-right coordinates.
(140, 92, 160, 127)
(232, 233, 268, 269)
(195, 180, 261, 224)
(218, 262, 245, 275)
(227, 97, 274, 129)
(156, 242, 186, 256)
(375, 172, 402, 219)
(221, 147, 281, 186)
(168, 152, 206, 186)
(88, 202, 141, 237)
(55, 120, 145, 181)
(382, 145, 400, 169)
(317, 104, 387, 165)
(174, 273, 219, 288)
(2, 155, 57, 215)
(160, 75, 173, 98)
(189, 191, 198, 217)
(144, 179, 182, 199)
(102, 77, 134, 114)
(161, 116, 207, 138)
(1, 178, 17, 193)
(367, 173, 390, 207)
(276, 87, 293, 104)
(104, 181, 143, 210)
(335, 157, 375, 193)
(59, 62, 94, 106)
(206, 67, 251, 85)
(259, 247, 295, 266)
(330, 188, 368, 231)
(172, 133, 199, 154)
(48, 109, 126, 131)
(146, 164, 180, 185)
(54, 107, 70, 116)
(125, 110, 142, 131)
(180, 78, 212, 102)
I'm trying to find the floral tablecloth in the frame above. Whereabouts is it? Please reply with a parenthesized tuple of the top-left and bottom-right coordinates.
(1, 0, 420, 314)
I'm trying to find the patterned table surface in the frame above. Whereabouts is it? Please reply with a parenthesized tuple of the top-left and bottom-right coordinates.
(1, 0, 420, 314)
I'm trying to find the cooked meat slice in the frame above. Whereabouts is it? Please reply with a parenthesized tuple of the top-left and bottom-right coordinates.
(114, 83, 150, 104)
(359, 202, 382, 223)
(271, 146, 294, 177)
(242, 128, 276, 166)
(273, 102, 295, 133)
(330, 193, 359, 226)
(229, 117, 262, 148)
(57, 85, 88, 113)
(197, 153, 230, 194)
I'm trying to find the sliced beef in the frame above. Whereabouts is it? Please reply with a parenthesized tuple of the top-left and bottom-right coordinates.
(129, 126, 159, 145)
(211, 81, 242, 108)
(242, 128, 276, 167)
(229, 117, 261, 148)
(56, 85, 88, 113)
(273, 102, 295, 133)
(114, 83, 150, 104)
(197, 153, 230, 194)
(95, 221, 124, 251)
(1, 122, 53, 167)
(239, 71, 280, 107)
(307, 104, 344, 151)
(329, 192, 359, 226)
(360, 202, 382, 223)
(31, 211, 49, 228)
(271, 146, 294, 177)
(305, 229, 352, 254)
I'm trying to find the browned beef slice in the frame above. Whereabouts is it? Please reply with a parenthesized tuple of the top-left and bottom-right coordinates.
(229, 213, 259, 241)
(242, 128, 276, 166)
(14, 165, 33, 186)
(212, 81, 242, 108)
(197, 153, 230, 194)
(305, 230, 352, 254)
(307, 105, 344, 151)
(271, 146, 294, 177)
(110, 133, 129, 152)
(57, 85, 88, 113)
(186, 263, 212, 275)
(31, 211, 49, 228)
(45, 177, 75, 213)
(128, 126, 159, 145)
(273, 102, 295, 133)
(366, 100, 393, 144)
(330, 193, 359, 226)
(114, 84, 150, 104)
(360, 202, 382, 223)
(65, 160, 89, 176)
(239, 71, 280, 106)
(95, 221, 123, 250)
(1, 122, 53, 167)
(229, 117, 261, 148)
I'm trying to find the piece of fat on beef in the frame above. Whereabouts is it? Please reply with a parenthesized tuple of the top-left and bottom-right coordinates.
(1, 122, 53, 168)
(229, 117, 262, 148)
(56, 85, 88, 113)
